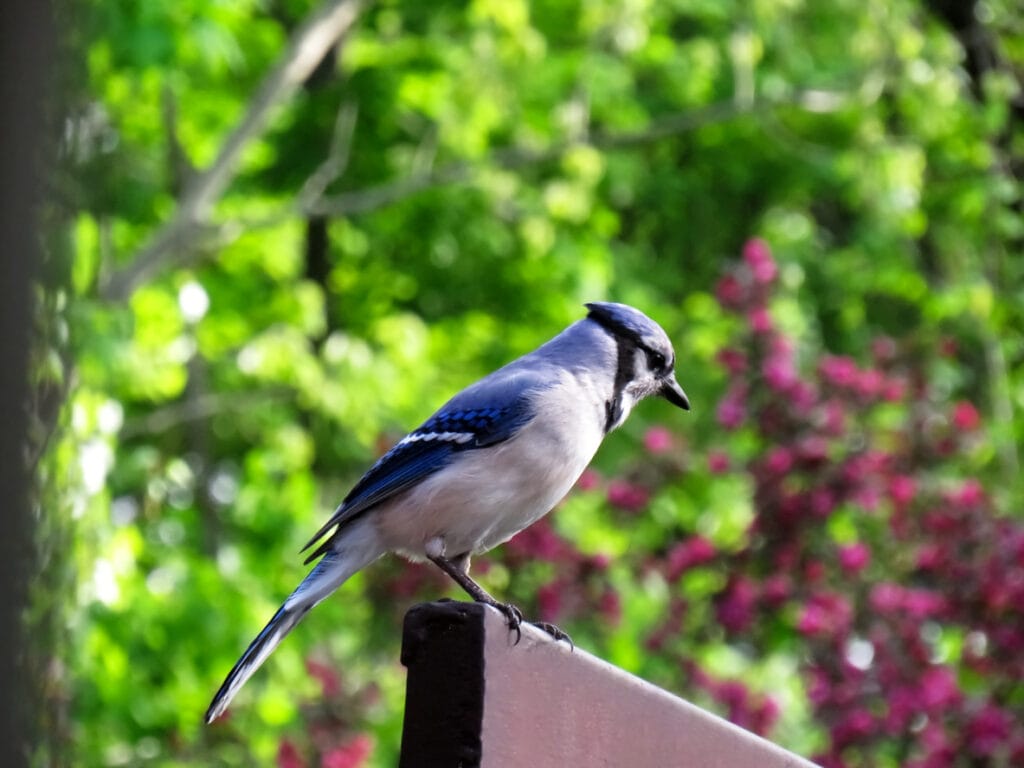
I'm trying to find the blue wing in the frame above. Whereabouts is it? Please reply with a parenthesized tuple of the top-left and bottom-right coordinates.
(301, 380, 543, 563)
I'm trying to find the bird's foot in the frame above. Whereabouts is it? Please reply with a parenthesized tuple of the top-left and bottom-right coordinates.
(531, 621, 574, 649)
(491, 601, 524, 644)
(477, 600, 571, 648)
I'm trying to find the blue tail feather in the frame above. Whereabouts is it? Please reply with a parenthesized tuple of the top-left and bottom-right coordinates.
(206, 555, 357, 722)
(206, 519, 384, 722)
(205, 601, 311, 723)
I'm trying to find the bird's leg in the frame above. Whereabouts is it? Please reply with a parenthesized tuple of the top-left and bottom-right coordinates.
(427, 553, 524, 643)
(450, 551, 472, 575)
(428, 552, 572, 648)
(462, 551, 572, 647)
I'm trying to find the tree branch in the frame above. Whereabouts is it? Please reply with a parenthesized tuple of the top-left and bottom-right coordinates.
(302, 90, 853, 219)
(99, 0, 362, 302)
(298, 101, 359, 210)
(120, 388, 293, 440)
(105, 86, 851, 300)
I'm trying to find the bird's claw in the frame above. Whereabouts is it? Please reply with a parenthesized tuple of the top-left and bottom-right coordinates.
(495, 602, 524, 644)
(531, 621, 574, 649)
(483, 601, 571, 649)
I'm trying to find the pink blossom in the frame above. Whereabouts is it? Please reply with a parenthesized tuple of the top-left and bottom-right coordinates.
(797, 592, 852, 637)
(773, 544, 799, 571)
(776, 493, 804, 523)
(903, 588, 947, 619)
(870, 582, 903, 613)
(278, 740, 305, 768)
(716, 347, 747, 375)
(952, 479, 984, 507)
(742, 238, 777, 284)
(952, 400, 980, 431)
(762, 575, 791, 606)
(796, 436, 829, 466)
(754, 696, 781, 736)
(843, 450, 890, 481)
(967, 704, 1012, 757)
(707, 679, 755, 730)
(919, 666, 960, 710)
(698, 675, 777, 736)
(715, 273, 746, 310)
(852, 484, 881, 511)
(716, 384, 747, 430)
(537, 581, 562, 622)
(589, 552, 611, 570)
(762, 352, 797, 392)
(506, 520, 570, 561)
(764, 446, 793, 474)
(838, 542, 870, 573)
(790, 381, 817, 411)
(797, 603, 831, 636)
(707, 450, 730, 474)
(888, 475, 916, 507)
(819, 355, 859, 388)
(806, 669, 832, 707)
(854, 368, 885, 399)
(643, 426, 674, 454)
(665, 537, 717, 580)
(321, 736, 373, 768)
(805, 560, 826, 582)
(575, 468, 602, 491)
(871, 336, 897, 364)
(914, 543, 944, 571)
(715, 577, 758, 633)
(809, 487, 836, 518)
(599, 587, 622, 625)
(918, 724, 955, 767)
(869, 583, 946, 618)
(922, 509, 957, 535)
(820, 400, 846, 436)
(748, 307, 773, 334)
(881, 377, 906, 402)
(984, 580, 1017, 613)
(305, 659, 341, 697)
(606, 480, 650, 512)
(990, 624, 1024, 653)
(832, 708, 875, 749)
(884, 687, 917, 733)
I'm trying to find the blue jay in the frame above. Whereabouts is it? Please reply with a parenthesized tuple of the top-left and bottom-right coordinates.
(205, 302, 689, 722)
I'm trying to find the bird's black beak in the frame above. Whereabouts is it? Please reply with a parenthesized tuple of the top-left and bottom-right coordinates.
(661, 374, 690, 411)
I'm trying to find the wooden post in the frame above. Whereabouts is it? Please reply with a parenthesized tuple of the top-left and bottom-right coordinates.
(399, 601, 818, 768)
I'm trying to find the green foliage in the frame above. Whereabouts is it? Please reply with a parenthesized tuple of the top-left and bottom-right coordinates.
(36, 0, 1023, 765)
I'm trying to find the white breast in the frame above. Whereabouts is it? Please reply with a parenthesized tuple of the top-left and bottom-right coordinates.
(372, 369, 609, 560)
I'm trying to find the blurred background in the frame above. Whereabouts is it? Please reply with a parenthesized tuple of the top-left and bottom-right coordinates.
(17, 0, 1024, 765)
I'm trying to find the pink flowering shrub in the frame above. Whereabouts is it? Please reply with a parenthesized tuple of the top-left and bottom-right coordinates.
(685, 240, 1023, 765)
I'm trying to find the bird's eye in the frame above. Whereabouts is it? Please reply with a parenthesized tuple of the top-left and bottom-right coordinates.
(646, 349, 667, 372)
